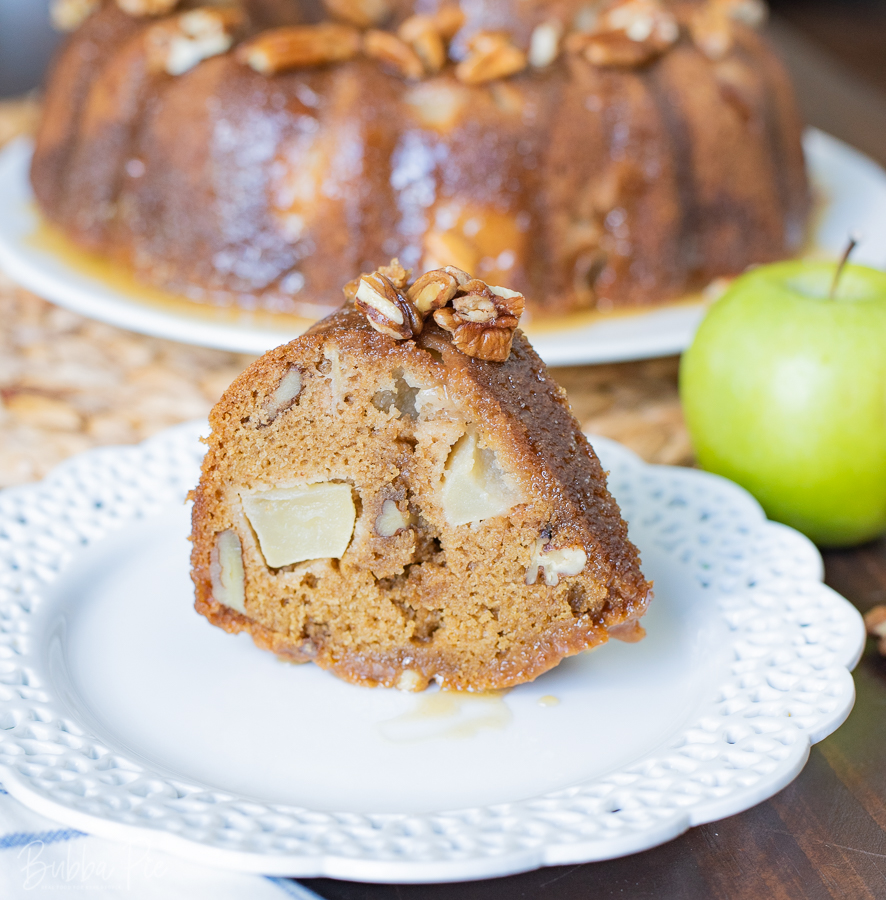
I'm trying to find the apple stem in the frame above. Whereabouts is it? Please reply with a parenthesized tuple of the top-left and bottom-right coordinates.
(829, 234, 859, 299)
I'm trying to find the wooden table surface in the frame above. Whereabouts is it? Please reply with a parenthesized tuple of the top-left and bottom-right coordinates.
(1, 10, 885, 900)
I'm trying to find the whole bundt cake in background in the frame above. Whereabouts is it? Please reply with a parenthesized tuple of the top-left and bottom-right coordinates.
(34, 0, 809, 320)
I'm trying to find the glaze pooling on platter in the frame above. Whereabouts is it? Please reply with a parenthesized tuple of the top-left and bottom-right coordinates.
(0, 422, 864, 880)
(3, 131, 886, 362)
(32, 0, 808, 319)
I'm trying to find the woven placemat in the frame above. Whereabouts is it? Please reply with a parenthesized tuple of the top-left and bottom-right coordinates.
(0, 98, 692, 489)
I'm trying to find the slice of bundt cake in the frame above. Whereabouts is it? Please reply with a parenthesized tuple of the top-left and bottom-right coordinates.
(190, 261, 651, 690)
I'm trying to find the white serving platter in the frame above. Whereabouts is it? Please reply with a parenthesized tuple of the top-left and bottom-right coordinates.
(0, 130, 884, 364)
(0, 423, 865, 882)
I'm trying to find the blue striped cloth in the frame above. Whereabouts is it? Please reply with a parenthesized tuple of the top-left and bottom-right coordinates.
(0, 782, 322, 899)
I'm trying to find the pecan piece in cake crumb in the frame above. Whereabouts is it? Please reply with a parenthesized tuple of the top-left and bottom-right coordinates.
(356, 272, 424, 340)
(116, 0, 179, 16)
(364, 30, 426, 80)
(433, 280, 524, 362)
(455, 32, 528, 85)
(237, 24, 361, 74)
(259, 366, 303, 425)
(864, 606, 886, 656)
(323, 0, 390, 29)
(525, 536, 587, 586)
(51, 0, 101, 30)
(375, 500, 412, 537)
(210, 529, 246, 614)
(146, 8, 243, 76)
(567, 0, 679, 68)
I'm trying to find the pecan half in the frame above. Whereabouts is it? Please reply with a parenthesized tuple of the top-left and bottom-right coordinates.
(323, 0, 390, 29)
(356, 272, 424, 340)
(407, 267, 465, 314)
(51, 0, 100, 30)
(433, 280, 524, 361)
(146, 8, 243, 76)
(116, 0, 179, 15)
(237, 24, 361, 74)
(455, 32, 528, 85)
(398, 16, 447, 74)
(567, 0, 679, 68)
(364, 30, 425, 80)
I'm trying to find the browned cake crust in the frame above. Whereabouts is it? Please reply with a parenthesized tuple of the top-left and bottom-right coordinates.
(190, 305, 651, 690)
(32, 0, 808, 319)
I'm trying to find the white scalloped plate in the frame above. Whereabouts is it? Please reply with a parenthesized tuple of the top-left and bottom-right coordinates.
(0, 423, 865, 882)
(0, 130, 885, 364)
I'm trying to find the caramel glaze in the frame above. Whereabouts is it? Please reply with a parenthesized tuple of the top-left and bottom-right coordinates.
(31, 1, 809, 319)
(190, 306, 651, 690)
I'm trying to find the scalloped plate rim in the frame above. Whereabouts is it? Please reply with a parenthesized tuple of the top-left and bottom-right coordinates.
(0, 422, 867, 882)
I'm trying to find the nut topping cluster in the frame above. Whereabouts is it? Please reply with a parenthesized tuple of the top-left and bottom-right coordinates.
(60, 0, 770, 80)
(455, 32, 528, 85)
(147, 8, 243, 75)
(238, 5, 466, 80)
(566, 0, 679, 68)
(364, 8, 466, 79)
(433, 281, 525, 362)
(352, 260, 524, 362)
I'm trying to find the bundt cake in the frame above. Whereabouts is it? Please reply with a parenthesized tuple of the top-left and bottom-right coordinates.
(34, 0, 808, 320)
(189, 260, 651, 690)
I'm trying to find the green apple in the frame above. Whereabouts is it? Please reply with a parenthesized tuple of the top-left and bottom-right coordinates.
(679, 260, 886, 547)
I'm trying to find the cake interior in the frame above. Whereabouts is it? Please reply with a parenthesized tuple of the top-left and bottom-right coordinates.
(192, 321, 649, 690)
